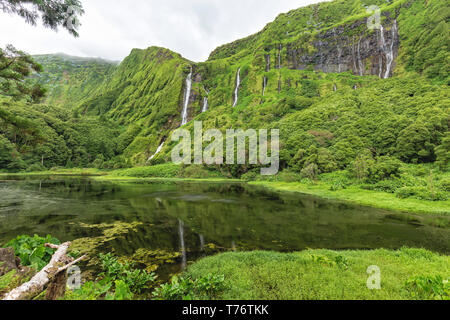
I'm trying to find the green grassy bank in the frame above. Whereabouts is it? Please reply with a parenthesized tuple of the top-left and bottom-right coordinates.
(250, 181, 450, 215)
(183, 248, 449, 300)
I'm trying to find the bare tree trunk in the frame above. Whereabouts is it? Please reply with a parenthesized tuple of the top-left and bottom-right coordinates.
(2, 242, 86, 301)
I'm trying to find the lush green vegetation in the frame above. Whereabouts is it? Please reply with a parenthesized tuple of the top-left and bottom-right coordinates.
(0, 0, 449, 301)
(184, 248, 449, 300)
(5, 233, 447, 300)
(4, 235, 60, 270)
(1, 0, 448, 185)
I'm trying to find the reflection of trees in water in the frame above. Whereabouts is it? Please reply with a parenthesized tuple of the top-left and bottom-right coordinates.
(0, 178, 449, 255)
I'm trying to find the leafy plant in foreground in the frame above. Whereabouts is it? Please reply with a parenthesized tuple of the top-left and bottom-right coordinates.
(152, 274, 226, 300)
(4, 234, 60, 270)
(99, 253, 156, 294)
(405, 275, 449, 300)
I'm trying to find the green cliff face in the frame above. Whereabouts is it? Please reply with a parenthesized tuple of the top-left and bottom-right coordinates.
(32, 54, 117, 109)
(1, 0, 448, 173)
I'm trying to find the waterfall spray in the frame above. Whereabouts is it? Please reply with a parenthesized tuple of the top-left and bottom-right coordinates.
(262, 76, 267, 96)
(232, 68, 241, 107)
(357, 37, 364, 76)
(202, 97, 209, 113)
(278, 44, 282, 69)
(147, 141, 165, 162)
(379, 25, 386, 78)
(384, 20, 397, 79)
(181, 68, 192, 126)
(265, 54, 270, 72)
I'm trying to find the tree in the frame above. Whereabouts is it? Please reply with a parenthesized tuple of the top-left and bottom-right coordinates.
(0, 0, 84, 37)
(0, 1, 84, 101)
(0, 45, 46, 102)
(435, 132, 450, 171)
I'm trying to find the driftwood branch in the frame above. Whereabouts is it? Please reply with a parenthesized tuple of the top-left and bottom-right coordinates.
(2, 242, 87, 300)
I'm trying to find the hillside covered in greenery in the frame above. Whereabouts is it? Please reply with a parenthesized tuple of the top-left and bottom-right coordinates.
(0, 0, 448, 194)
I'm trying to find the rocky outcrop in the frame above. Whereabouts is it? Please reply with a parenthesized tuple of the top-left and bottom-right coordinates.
(285, 14, 399, 78)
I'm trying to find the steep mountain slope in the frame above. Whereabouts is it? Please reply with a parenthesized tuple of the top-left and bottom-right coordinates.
(32, 54, 117, 109)
(2, 0, 449, 174)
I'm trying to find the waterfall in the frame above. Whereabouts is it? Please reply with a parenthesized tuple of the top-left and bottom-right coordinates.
(262, 76, 267, 96)
(147, 141, 165, 162)
(265, 54, 270, 72)
(333, 83, 337, 92)
(352, 36, 358, 74)
(178, 220, 187, 269)
(384, 20, 397, 79)
(278, 44, 282, 69)
(232, 68, 241, 107)
(181, 69, 192, 126)
(357, 37, 364, 76)
(278, 76, 281, 93)
(334, 29, 342, 73)
(202, 96, 209, 113)
(379, 25, 386, 78)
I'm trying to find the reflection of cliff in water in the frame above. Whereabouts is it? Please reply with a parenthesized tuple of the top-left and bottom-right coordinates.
(0, 177, 449, 260)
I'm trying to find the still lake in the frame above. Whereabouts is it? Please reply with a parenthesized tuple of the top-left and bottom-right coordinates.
(0, 176, 448, 280)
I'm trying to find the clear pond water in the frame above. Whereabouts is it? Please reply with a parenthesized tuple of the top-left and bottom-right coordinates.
(0, 176, 448, 280)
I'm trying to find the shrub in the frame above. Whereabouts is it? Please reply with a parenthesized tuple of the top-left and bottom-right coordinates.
(367, 156, 402, 183)
(26, 163, 46, 172)
(98, 253, 156, 294)
(301, 163, 319, 181)
(405, 275, 449, 300)
(439, 178, 450, 192)
(395, 186, 448, 201)
(152, 274, 226, 300)
(277, 170, 301, 183)
(4, 235, 60, 270)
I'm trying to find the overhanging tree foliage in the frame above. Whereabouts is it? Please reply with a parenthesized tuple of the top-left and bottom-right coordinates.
(0, 45, 45, 102)
(0, 0, 84, 37)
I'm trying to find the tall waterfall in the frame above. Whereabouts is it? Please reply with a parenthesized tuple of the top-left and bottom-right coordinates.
(181, 69, 192, 126)
(379, 25, 386, 78)
(262, 76, 267, 96)
(357, 37, 364, 76)
(265, 54, 270, 72)
(202, 96, 209, 113)
(147, 140, 165, 162)
(384, 20, 397, 79)
(232, 68, 241, 107)
(178, 220, 187, 269)
(278, 44, 282, 69)
(333, 83, 337, 92)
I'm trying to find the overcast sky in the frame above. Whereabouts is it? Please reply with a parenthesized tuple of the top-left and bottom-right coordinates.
(0, 0, 323, 62)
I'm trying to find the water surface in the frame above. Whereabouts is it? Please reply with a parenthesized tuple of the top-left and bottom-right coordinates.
(0, 176, 448, 280)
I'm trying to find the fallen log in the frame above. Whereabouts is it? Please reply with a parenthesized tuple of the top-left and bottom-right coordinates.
(2, 242, 87, 300)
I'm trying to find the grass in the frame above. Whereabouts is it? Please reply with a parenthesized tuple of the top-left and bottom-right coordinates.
(250, 181, 450, 216)
(0, 168, 107, 176)
(185, 248, 450, 300)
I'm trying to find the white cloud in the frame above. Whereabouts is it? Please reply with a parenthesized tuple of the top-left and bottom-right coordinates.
(0, 0, 322, 62)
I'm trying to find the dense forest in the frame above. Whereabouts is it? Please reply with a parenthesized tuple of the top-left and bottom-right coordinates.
(0, 0, 448, 185)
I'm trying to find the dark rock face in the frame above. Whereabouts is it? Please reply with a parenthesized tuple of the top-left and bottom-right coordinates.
(285, 16, 399, 78)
